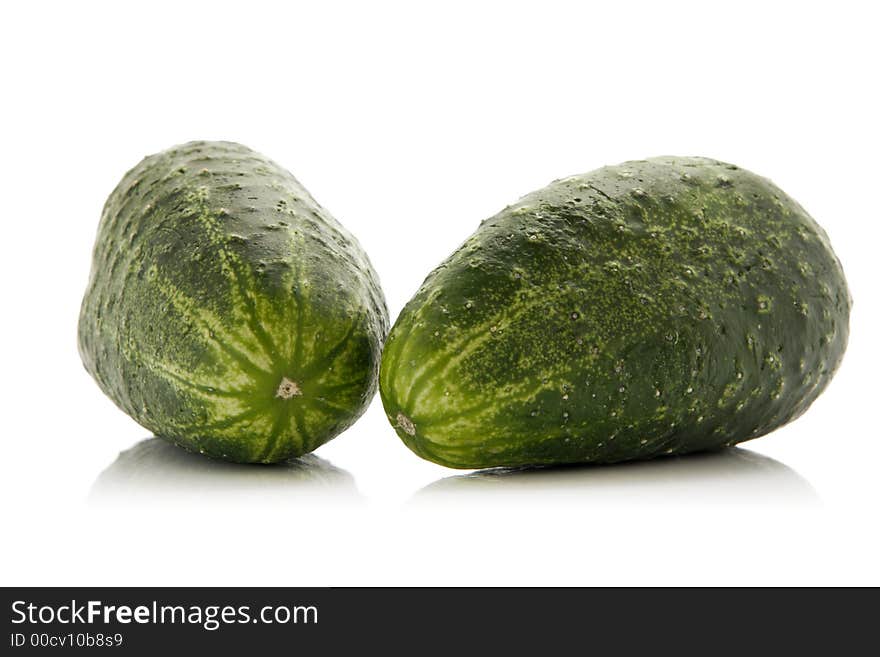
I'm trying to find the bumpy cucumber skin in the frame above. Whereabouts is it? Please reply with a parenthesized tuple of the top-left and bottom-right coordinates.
(79, 141, 388, 463)
(380, 157, 850, 469)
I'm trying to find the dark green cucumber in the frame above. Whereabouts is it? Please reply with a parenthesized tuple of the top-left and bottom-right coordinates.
(79, 141, 388, 463)
(380, 157, 850, 469)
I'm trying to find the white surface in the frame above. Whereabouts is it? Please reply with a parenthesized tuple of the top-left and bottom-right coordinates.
(1, 1, 877, 586)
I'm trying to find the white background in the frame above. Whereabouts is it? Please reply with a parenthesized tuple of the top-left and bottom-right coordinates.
(1, 1, 878, 586)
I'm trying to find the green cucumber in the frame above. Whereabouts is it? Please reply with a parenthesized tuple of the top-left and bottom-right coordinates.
(79, 141, 388, 463)
(380, 157, 850, 469)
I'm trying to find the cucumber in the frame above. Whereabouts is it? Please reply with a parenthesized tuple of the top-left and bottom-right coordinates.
(379, 157, 850, 469)
(79, 141, 388, 463)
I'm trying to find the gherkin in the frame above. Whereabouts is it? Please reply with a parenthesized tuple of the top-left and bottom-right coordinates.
(79, 141, 388, 463)
(380, 157, 850, 469)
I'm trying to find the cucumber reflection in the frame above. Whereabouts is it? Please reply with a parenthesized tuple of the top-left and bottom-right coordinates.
(416, 448, 817, 506)
(90, 437, 361, 505)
